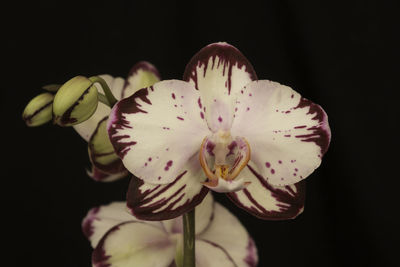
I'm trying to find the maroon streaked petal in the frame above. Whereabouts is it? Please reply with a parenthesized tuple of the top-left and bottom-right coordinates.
(231, 80, 331, 186)
(197, 202, 257, 267)
(92, 221, 175, 267)
(183, 42, 257, 132)
(86, 166, 128, 182)
(127, 155, 209, 221)
(107, 80, 209, 184)
(121, 61, 161, 99)
(227, 164, 305, 220)
(82, 202, 164, 248)
(73, 74, 124, 141)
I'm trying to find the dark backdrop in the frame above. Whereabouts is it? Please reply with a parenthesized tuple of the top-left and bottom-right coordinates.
(4, 1, 398, 266)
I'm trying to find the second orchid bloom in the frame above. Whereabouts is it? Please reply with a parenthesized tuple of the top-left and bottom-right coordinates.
(106, 42, 331, 220)
(83, 194, 257, 267)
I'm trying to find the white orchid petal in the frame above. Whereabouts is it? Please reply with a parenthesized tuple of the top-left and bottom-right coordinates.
(198, 202, 258, 267)
(92, 221, 175, 267)
(82, 202, 164, 248)
(108, 80, 209, 184)
(183, 42, 257, 132)
(231, 80, 331, 186)
(126, 155, 209, 221)
(227, 165, 305, 220)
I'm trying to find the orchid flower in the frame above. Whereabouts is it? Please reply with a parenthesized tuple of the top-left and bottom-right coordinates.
(82, 194, 258, 267)
(107, 42, 331, 220)
(73, 62, 160, 182)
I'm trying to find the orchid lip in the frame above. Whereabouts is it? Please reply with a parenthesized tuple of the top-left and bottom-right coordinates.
(199, 131, 251, 188)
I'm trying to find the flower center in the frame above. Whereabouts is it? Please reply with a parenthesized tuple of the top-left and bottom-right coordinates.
(199, 130, 250, 187)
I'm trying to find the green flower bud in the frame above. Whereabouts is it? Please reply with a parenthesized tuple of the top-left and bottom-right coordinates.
(22, 93, 54, 127)
(42, 84, 61, 92)
(53, 76, 98, 126)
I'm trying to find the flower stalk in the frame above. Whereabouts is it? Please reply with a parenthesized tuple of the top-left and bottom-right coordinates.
(97, 93, 112, 107)
(89, 76, 118, 107)
(183, 209, 195, 267)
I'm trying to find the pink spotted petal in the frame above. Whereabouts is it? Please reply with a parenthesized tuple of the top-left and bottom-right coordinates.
(183, 42, 257, 132)
(227, 164, 305, 220)
(231, 80, 331, 186)
(107, 80, 209, 184)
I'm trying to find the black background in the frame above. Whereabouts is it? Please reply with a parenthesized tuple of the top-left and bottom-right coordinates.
(4, 1, 399, 266)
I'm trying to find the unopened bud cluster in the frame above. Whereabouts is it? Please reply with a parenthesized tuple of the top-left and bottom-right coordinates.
(23, 76, 99, 127)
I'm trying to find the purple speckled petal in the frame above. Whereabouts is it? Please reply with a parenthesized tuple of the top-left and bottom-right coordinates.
(82, 202, 163, 248)
(107, 80, 209, 184)
(121, 61, 161, 99)
(126, 155, 209, 221)
(227, 164, 305, 220)
(230, 80, 331, 186)
(197, 202, 258, 267)
(183, 42, 257, 133)
(92, 221, 175, 267)
(73, 74, 125, 141)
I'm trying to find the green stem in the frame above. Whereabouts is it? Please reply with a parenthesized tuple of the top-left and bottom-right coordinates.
(89, 76, 118, 107)
(98, 93, 111, 106)
(183, 209, 196, 267)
